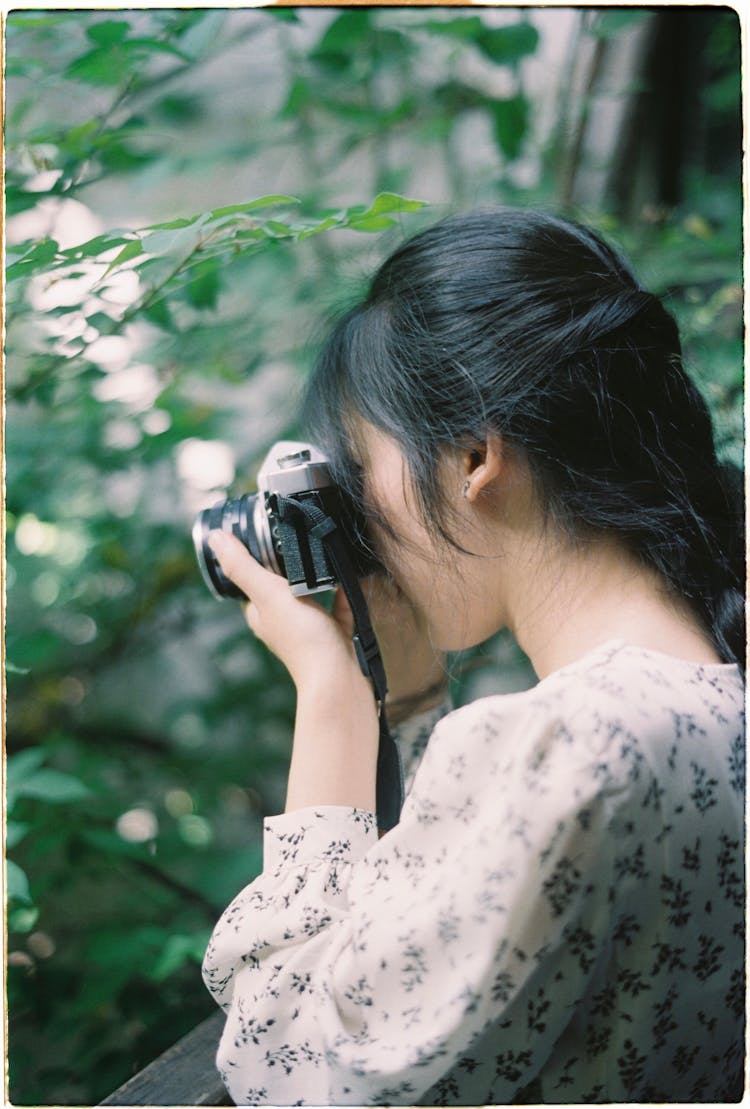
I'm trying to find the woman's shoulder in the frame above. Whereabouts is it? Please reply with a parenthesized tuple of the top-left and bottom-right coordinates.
(432, 638, 743, 768)
(401, 638, 743, 857)
(537, 637, 743, 715)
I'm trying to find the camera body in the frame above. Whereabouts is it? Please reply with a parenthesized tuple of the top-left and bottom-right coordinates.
(193, 441, 376, 600)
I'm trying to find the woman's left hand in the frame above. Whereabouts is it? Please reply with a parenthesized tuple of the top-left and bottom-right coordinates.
(207, 530, 365, 691)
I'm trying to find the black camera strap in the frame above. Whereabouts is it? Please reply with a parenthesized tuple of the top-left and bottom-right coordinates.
(275, 494, 404, 834)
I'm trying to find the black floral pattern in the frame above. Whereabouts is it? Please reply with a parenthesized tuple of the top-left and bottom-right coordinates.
(689, 760, 719, 814)
(727, 732, 744, 794)
(541, 856, 582, 917)
(203, 642, 744, 1105)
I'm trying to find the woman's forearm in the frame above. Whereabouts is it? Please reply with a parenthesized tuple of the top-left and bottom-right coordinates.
(205, 532, 382, 814)
(284, 670, 380, 814)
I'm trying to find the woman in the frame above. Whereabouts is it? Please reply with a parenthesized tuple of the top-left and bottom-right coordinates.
(202, 210, 744, 1104)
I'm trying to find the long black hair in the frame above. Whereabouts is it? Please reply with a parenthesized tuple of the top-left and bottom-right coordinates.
(304, 209, 745, 669)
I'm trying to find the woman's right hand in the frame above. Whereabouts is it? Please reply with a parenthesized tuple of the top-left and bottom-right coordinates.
(363, 575, 448, 722)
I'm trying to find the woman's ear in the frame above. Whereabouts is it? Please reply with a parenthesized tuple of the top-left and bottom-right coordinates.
(462, 434, 504, 503)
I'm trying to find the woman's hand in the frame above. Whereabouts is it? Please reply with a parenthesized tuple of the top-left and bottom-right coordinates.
(208, 531, 364, 689)
(207, 530, 379, 814)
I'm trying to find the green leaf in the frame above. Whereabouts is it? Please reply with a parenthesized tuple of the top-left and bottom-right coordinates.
(356, 192, 427, 218)
(102, 239, 143, 277)
(59, 118, 99, 154)
(100, 238, 143, 279)
(5, 185, 44, 217)
(7, 12, 72, 28)
(5, 58, 42, 79)
(142, 216, 199, 231)
(66, 47, 129, 87)
(185, 262, 220, 310)
(280, 76, 311, 119)
(62, 231, 134, 261)
(66, 30, 191, 86)
(173, 9, 227, 60)
(7, 860, 32, 904)
(6, 239, 60, 281)
(209, 196, 299, 219)
(230, 227, 268, 245)
(262, 220, 296, 238)
(314, 10, 371, 61)
(7, 748, 47, 787)
(124, 37, 192, 64)
(10, 768, 92, 806)
(149, 931, 211, 981)
(86, 20, 131, 47)
(141, 218, 208, 258)
(156, 93, 204, 123)
(295, 216, 345, 240)
(347, 215, 398, 232)
(85, 312, 117, 334)
(492, 95, 530, 160)
(419, 16, 485, 42)
(263, 8, 300, 21)
(476, 23, 539, 64)
(142, 296, 174, 331)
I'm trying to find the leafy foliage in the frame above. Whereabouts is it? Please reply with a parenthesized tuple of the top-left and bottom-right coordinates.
(5, 8, 742, 1106)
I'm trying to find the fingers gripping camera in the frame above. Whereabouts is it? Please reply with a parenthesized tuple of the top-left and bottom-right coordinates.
(192, 441, 377, 600)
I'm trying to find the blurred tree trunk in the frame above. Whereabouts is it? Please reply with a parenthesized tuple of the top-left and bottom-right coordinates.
(560, 9, 740, 219)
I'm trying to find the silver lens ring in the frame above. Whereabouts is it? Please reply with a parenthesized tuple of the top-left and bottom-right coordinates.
(192, 510, 224, 599)
(253, 495, 282, 575)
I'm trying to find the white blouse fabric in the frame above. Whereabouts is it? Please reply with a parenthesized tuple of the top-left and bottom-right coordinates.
(203, 640, 745, 1105)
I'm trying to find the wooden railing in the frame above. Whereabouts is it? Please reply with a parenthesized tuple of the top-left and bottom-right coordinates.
(100, 1011, 229, 1106)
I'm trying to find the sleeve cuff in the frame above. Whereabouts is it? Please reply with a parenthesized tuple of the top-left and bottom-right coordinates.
(263, 806, 378, 876)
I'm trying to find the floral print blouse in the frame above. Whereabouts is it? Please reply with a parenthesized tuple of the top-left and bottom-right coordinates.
(202, 640, 745, 1105)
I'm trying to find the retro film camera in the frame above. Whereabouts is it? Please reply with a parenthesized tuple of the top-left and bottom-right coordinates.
(192, 440, 377, 601)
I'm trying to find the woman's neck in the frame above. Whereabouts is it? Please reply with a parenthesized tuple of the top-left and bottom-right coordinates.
(505, 532, 722, 680)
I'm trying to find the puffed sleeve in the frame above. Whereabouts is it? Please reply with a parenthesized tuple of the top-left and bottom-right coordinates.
(203, 695, 627, 1106)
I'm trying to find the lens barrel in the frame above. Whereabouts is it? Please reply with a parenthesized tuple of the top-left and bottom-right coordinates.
(192, 494, 266, 600)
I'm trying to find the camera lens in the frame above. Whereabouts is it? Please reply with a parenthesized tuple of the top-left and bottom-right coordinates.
(192, 494, 265, 600)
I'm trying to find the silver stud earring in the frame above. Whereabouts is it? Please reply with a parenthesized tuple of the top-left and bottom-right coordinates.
(462, 479, 471, 498)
